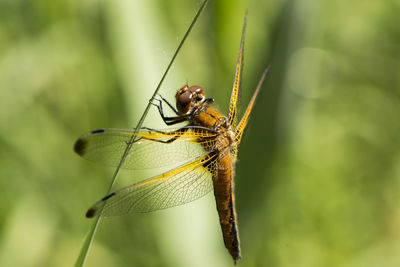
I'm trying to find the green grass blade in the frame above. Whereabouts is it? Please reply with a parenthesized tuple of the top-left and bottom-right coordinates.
(74, 1, 208, 266)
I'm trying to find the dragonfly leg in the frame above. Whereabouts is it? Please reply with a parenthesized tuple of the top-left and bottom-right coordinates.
(140, 126, 191, 143)
(142, 126, 217, 133)
(150, 98, 188, 126)
(158, 93, 180, 115)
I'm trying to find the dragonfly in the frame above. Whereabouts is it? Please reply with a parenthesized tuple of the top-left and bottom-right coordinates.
(74, 15, 269, 264)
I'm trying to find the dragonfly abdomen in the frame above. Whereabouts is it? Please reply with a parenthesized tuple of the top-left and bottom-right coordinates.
(213, 153, 241, 263)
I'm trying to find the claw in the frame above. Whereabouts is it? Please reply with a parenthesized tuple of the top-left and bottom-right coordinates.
(149, 97, 162, 108)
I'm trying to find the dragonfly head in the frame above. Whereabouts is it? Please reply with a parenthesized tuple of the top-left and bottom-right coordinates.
(176, 85, 205, 114)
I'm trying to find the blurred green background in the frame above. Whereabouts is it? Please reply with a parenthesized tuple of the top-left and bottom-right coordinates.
(1, 0, 400, 266)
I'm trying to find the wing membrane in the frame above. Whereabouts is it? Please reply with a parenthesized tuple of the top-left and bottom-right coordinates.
(86, 152, 218, 217)
(235, 66, 270, 144)
(228, 13, 247, 129)
(74, 127, 216, 170)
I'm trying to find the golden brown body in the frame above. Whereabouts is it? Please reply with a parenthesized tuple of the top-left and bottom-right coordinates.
(76, 14, 269, 263)
(190, 106, 241, 262)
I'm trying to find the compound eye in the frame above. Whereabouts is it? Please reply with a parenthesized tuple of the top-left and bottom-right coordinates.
(176, 90, 192, 114)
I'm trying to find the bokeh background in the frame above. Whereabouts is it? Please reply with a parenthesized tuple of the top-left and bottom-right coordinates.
(1, 0, 400, 266)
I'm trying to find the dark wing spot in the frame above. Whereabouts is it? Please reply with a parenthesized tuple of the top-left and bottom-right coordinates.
(86, 207, 97, 218)
(74, 138, 86, 155)
(202, 150, 217, 172)
(102, 192, 116, 201)
(86, 192, 116, 218)
(91, 129, 105, 134)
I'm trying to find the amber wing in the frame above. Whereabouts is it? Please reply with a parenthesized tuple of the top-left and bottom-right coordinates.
(86, 152, 218, 217)
(74, 127, 216, 170)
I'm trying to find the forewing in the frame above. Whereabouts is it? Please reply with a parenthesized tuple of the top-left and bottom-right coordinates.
(74, 127, 216, 170)
(228, 13, 247, 129)
(235, 66, 270, 144)
(86, 152, 218, 217)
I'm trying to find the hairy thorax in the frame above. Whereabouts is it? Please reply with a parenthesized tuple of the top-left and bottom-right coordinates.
(191, 106, 236, 156)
